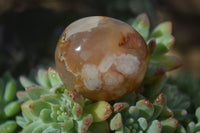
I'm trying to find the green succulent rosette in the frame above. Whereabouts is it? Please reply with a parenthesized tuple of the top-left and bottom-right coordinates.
(16, 68, 112, 133)
(110, 93, 179, 133)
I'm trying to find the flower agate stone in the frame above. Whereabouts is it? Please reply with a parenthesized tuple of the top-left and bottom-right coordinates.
(55, 16, 149, 101)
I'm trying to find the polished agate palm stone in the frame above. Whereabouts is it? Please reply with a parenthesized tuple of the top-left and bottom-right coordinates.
(55, 16, 149, 101)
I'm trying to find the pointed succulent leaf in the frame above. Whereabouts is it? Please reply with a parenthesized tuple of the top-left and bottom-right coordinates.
(161, 117, 178, 133)
(20, 76, 36, 88)
(154, 93, 165, 106)
(132, 13, 150, 40)
(152, 35, 175, 55)
(196, 107, 200, 122)
(0, 121, 17, 133)
(136, 100, 154, 120)
(36, 69, 51, 89)
(150, 55, 182, 72)
(186, 122, 195, 133)
(48, 68, 63, 86)
(21, 100, 38, 121)
(145, 59, 166, 77)
(152, 93, 165, 119)
(72, 103, 83, 119)
(3, 79, 16, 103)
(26, 85, 50, 100)
(84, 101, 112, 122)
(77, 114, 93, 133)
(113, 102, 129, 113)
(17, 91, 29, 102)
(146, 120, 162, 133)
(151, 21, 172, 38)
(4, 101, 20, 117)
(137, 117, 148, 130)
(110, 113, 122, 131)
(30, 100, 51, 117)
(16, 116, 27, 128)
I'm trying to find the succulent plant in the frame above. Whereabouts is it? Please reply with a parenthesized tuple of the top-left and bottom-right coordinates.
(131, 13, 182, 100)
(167, 74, 200, 109)
(175, 107, 200, 133)
(110, 93, 179, 133)
(0, 72, 20, 133)
(16, 68, 112, 133)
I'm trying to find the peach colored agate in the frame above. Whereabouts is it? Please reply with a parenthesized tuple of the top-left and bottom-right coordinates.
(55, 16, 149, 101)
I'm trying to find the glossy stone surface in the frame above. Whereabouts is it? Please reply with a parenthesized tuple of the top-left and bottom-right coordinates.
(55, 16, 149, 101)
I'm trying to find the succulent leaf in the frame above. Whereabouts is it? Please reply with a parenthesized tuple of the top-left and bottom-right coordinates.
(20, 76, 36, 88)
(25, 85, 50, 100)
(3, 79, 17, 103)
(4, 101, 20, 117)
(16, 116, 27, 128)
(0, 121, 17, 133)
(47, 68, 63, 86)
(151, 21, 172, 38)
(77, 114, 93, 133)
(196, 107, 200, 122)
(136, 100, 154, 120)
(110, 113, 122, 131)
(84, 101, 112, 122)
(146, 120, 162, 133)
(160, 117, 178, 133)
(137, 117, 148, 130)
(132, 13, 150, 40)
(152, 35, 175, 55)
(149, 55, 182, 72)
(21, 100, 38, 121)
(36, 69, 51, 89)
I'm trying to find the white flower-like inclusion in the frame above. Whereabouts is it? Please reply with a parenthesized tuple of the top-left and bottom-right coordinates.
(81, 64, 102, 91)
(81, 54, 140, 90)
(114, 54, 140, 76)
